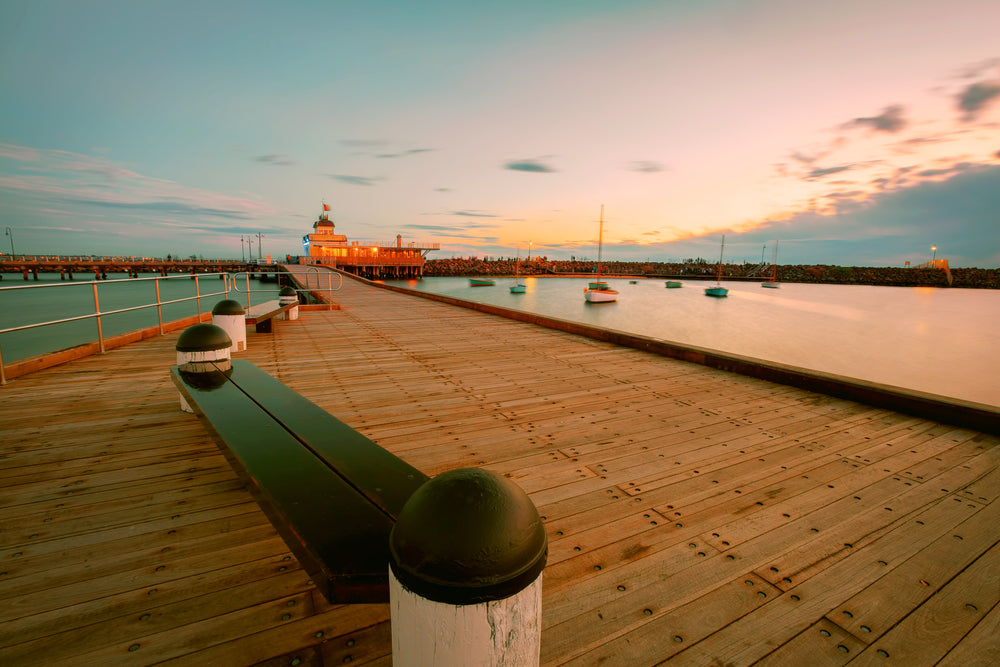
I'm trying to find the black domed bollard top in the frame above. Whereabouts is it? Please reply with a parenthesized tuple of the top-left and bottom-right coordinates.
(176, 323, 232, 355)
(211, 299, 245, 316)
(174, 323, 233, 411)
(389, 467, 548, 605)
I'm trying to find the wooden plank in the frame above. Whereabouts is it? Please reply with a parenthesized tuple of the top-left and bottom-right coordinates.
(2, 274, 998, 666)
(845, 541, 1000, 665)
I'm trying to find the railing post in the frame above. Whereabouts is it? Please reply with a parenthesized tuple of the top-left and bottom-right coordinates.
(194, 275, 202, 319)
(92, 282, 105, 354)
(155, 277, 164, 335)
(389, 468, 547, 666)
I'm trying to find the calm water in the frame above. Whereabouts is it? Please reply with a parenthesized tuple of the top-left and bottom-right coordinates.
(0, 273, 281, 363)
(383, 276, 1000, 408)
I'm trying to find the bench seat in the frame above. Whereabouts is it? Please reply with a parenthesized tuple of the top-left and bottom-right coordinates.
(170, 360, 429, 603)
(244, 299, 296, 333)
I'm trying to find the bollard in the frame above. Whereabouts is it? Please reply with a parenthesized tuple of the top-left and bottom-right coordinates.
(174, 323, 232, 413)
(278, 286, 299, 321)
(211, 299, 247, 353)
(389, 468, 547, 667)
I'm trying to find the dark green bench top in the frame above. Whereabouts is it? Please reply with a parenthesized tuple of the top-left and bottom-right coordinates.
(170, 360, 429, 603)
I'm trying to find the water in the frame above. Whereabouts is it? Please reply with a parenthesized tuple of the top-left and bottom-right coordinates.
(0, 273, 281, 363)
(383, 276, 1000, 408)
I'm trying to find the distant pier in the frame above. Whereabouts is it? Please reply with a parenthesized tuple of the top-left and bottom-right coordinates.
(0, 255, 268, 280)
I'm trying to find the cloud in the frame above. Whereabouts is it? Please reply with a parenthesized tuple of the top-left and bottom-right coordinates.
(254, 154, 296, 166)
(842, 105, 907, 133)
(331, 174, 383, 186)
(957, 81, 1000, 120)
(0, 142, 273, 222)
(805, 164, 854, 180)
(450, 210, 498, 218)
(753, 163, 1000, 266)
(375, 148, 435, 158)
(628, 160, 666, 173)
(504, 159, 555, 173)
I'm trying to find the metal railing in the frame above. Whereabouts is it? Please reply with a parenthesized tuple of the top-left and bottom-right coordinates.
(231, 268, 342, 311)
(0, 273, 231, 384)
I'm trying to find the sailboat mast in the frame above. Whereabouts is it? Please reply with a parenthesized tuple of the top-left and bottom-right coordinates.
(597, 204, 604, 279)
(717, 234, 725, 282)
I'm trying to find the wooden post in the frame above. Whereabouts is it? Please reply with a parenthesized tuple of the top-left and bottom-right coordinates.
(278, 286, 299, 321)
(389, 468, 547, 666)
(174, 324, 232, 413)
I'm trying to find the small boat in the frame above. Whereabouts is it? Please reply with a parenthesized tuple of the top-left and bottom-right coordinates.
(584, 206, 618, 303)
(469, 278, 495, 287)
(665, 281, 683, 288)
(704, 235, 729, 297)
(629, 280, 638, 284)
(761, 240, 780, 288)
(510, 253, 526, 293)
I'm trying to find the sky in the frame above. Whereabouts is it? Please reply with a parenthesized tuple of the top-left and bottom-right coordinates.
(1, 0, 999, 268)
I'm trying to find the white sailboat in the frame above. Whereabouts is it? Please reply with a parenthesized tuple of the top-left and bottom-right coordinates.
(704, 235, 729, 297)
(510, 251, 526, 293)
(584, 206, 618, 303)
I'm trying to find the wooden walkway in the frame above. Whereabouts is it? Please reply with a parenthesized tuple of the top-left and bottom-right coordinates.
(1, 277, 998, 665)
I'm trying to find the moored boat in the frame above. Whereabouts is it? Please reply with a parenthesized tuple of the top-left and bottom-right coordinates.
(510, 252, 526, 293)
(469, 277, 495, 286)
(584, 206, 618, 303)
(665, 281, 683, 288)
(704, 235, 729, 297)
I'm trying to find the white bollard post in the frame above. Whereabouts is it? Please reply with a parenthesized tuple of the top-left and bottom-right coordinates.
(174, 323, 232, 413)
(389, 468, 548, 667)
(211, 299, 246, 353)
(278, 286, 299, 321)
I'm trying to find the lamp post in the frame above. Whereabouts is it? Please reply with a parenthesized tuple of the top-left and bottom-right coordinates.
(528, 241, 532, 261)
(256, 233, 264, 260)
(4, 227, 14, 258)
(931, 245, 937, 262)
(240, 235, 246, 262)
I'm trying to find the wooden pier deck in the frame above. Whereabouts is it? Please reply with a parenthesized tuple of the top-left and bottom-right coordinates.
(2, 277, 998, 665)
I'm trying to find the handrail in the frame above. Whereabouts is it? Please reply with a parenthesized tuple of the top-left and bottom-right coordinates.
(0, 273, 231, 384)
(230, 270, 342, 311)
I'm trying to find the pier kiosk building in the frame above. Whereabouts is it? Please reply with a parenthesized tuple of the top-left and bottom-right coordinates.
(301, 205, 438, 279)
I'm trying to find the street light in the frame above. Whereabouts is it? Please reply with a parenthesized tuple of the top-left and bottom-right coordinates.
(4, 227, 14, 258)
(931, 245, 937, 262)
(528, 240, 533, 261)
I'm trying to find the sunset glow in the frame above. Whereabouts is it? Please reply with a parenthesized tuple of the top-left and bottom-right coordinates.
(1, 0, 998, 267)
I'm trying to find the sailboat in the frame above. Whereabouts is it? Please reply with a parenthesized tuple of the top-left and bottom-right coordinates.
(510, 251, 526, 293)
(584, 206, 618, 303)
(704, 235, 729, 297)
(761, 240, 779, 288)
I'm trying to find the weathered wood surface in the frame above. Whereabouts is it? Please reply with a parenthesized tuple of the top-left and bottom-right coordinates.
(1, 275, 997, 665)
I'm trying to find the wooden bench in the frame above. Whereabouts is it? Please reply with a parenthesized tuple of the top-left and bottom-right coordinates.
(244, 299, 297, 333)
(170, 359, 429, 603)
